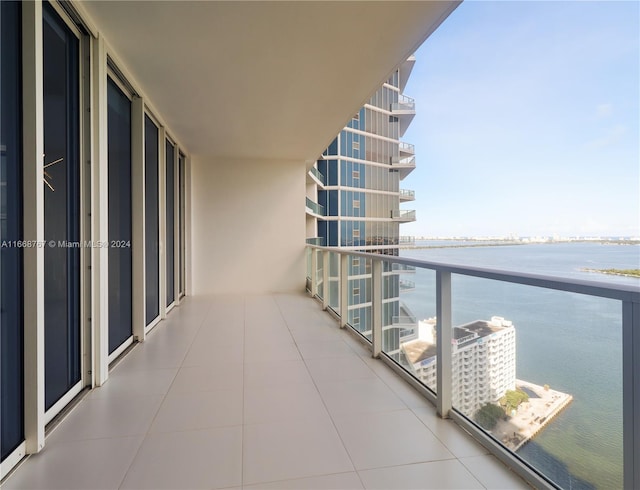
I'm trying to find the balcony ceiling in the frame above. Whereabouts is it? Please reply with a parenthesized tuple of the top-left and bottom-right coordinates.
(79, 1, 459, 162)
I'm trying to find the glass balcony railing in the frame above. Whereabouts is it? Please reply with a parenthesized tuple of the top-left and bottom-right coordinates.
(399, 188, 415, 201)
(390, 94, 416, 113)
(399, 279, 415, 291)
(391, 262, 416, 273)
(305, 197, 325, 216)
(398, 235, 416, 246)
(398, 142, 415, 155)
(391, 209, 416, 222)
(305, 244, 640, 490)
(305, 237, 325, 246)
(309, 166, 326, 186)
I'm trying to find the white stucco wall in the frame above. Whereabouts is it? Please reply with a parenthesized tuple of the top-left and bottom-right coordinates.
(190, 156, 306, 294)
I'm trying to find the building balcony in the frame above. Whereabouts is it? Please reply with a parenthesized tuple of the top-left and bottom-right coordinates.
(391, 94, 416, 137)
(308, 166, 326, 187)
(306, 237, 326, 246)
(4, 292, 526, 490)
(398, 235, 416, 247)
(398, 141, 415, 156)
(399, 188, 415, 202)
(305, 197, 325, 217)
(390, 154, 416, 179)
(391, 209, 416, 222)
(400, 279, 416, 292)
(391, 261, 416, 273)
(307, 245, 640, 490)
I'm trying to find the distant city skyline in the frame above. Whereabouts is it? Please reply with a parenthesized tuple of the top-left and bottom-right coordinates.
(401, 0, 639, 238)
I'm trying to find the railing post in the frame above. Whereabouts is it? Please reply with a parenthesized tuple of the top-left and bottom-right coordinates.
(372, 258, 383, 358)
(322, 250, 330, 310)
(436, 270, 452, 418)
(310, 248, 318, 298)
(623, 299, 640, 490)
(340, 253, 348, 328)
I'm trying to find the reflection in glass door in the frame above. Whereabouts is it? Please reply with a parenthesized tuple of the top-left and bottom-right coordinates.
(107, 78, 132, 353)
(43, 3, 81, 410)
(145, 116, 159, 325)
(1, 0, 24, 462)
(166, 140, 175, 307)
(178, 153, 185, 297)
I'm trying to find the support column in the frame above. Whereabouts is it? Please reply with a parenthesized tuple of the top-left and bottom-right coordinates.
(436, 270, 452, 418)
(22, 0, 45, 455)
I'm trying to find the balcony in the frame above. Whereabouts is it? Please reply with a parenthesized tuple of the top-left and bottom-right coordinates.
(308, 166, 326, 187)
(390, 154, 416, 179)
(391, 261, 416, 273)
(398, 141, 415, 156)
(3, 292, 527, 489)
(390, 94, 416, 137)
(307, 245, 640, 490)
(400, 279, 416, 292)
(391, 209, 416, 222)
(306, 237, 326, 246)
(399, 188, 415, 202)
(305, 197, 325, 217)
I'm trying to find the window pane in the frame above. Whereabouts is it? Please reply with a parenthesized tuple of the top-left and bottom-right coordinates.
(165, 140, 174, 306)
(107, 78, 132, 352)
(43, 3, 81, 410)
(144, 115, 159, 325)
(178, 154, 185, 295)
(1, 0, 24, 461)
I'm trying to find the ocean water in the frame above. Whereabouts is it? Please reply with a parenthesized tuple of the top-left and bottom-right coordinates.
(399, 242, 640, 490)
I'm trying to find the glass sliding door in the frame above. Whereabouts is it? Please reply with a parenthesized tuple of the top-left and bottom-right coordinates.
(107, 78, 132, 353)
(165, 140, 175, 307)
(178, 153, 185, 297)
(144, 116, 159, 325)
(1, 0, 24, 462)
(43, 2, 81, 410)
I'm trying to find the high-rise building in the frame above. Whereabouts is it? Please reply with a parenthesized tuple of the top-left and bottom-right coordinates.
(306, 57, 418, 355)
(401, 316, 517, 417)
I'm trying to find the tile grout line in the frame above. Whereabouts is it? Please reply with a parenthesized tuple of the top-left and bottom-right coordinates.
(115, 296, 215, 490)
(272, 292, 367, 487)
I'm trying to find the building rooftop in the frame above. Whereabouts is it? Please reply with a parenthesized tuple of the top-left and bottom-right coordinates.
(402, 340, 438, 365)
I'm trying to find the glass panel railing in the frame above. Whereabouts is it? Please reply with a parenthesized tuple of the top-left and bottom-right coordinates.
(398, 142, 415, 155)
(383, 259, 437, 392)
(309, 166, 326, 185)
(346, 254, 373, 343)
(305, 197, 325, 216)
(328, 251, 340, 312)
(399, 189, 415, 200)
(449, 276, 623, 490)
(305, 245, 639, 489)
(305, 246, 312, 292)
(391, 209, 416, 221)
(392, 262, 416, 273)
(306, 237, 326, 246)
(315, 248, 324, 300)
(399, 236, 416, 247)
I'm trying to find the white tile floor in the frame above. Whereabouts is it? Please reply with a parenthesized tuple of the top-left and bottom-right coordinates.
(3, 293, 530, 490)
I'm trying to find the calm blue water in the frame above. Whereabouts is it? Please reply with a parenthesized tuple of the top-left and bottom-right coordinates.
(400, 242, 640, 490)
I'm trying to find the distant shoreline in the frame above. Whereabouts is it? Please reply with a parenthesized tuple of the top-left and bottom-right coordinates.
(409, 239, 640, 250)
(581, 268, 640, 278)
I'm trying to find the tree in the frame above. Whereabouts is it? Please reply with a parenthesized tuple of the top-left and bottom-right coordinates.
(475, 403, 505, 430)
(500, 389, 529, 412)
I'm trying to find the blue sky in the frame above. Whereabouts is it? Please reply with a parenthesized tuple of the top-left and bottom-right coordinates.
(401, 0, 639, 238)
